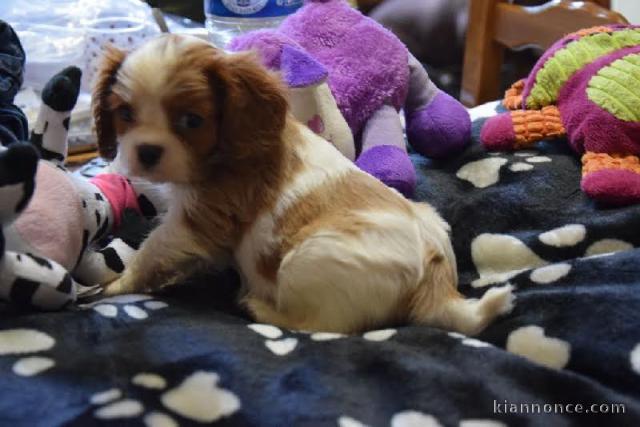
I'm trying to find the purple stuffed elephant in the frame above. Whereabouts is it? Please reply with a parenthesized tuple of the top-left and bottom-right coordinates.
(230, 0, 471, 197)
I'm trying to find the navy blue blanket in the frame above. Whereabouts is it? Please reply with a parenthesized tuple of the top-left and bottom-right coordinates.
(1, 104, 640, 427)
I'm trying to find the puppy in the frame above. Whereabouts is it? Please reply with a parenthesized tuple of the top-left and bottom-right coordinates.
(93, 35, 513, 334)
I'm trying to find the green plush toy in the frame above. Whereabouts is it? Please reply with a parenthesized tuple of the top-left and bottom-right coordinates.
(481, 24, 640, 205)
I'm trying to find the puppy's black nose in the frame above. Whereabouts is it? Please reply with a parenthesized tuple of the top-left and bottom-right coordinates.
(137, 144, 164, 168)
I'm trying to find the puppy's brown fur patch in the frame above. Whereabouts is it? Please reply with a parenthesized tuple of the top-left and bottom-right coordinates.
(93, 46, 127, 160)
(257, 171, 413, 282)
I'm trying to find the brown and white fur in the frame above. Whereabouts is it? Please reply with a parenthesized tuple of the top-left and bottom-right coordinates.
(93, 35, 514, 334)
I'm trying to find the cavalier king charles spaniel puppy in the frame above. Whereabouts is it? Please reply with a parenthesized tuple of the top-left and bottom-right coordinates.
(93, 34, 513, 334)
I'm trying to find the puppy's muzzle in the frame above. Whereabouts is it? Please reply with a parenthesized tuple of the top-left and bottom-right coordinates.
(137, 144, 164, 169)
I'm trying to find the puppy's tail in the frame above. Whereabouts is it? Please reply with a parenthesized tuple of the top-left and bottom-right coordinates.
(408, 252, 515, 336)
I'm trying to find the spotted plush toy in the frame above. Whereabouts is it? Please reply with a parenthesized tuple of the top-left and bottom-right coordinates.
(481, 24, 640, 205)
(0, 21, 165, 309)
(230, 0, 471, 197)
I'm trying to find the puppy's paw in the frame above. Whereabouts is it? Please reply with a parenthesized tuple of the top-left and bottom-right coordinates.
(102, 279, 122, 296)
(102, 277, 131, 296)
(479, 284, 516, 317)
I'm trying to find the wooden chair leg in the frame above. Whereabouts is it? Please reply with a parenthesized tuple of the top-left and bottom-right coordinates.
(460, 0, 504, 107)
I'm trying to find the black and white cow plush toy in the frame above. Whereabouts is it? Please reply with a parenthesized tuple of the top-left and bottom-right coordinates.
(0, 21, 166, 309)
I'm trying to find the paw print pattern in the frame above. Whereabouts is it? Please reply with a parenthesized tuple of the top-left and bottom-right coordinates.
(456, 150, 552, 188)
(506, 325, 571, 369)
(339, 411, 507, 427)
(338, 415, 369, 427)
(0, 329, 56, 377)
(80, 294, 168, 319)
(91, 371, 241, 424)
(470, 223, 638, 372)
(471, 233, 547, 287)
(247, 323, 399, 356)
(448, 332, 492, 348)
(247, 324, 299, 355)
(631, 344, 640, 375)
(471, 223, 634, 288)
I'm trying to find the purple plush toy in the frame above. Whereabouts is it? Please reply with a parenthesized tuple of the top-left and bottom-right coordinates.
(230, 0, 471, 197)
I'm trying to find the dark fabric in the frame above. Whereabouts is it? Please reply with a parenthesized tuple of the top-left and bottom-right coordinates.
(0, 20, 25, 104)
(0, 20, 28, 146)
(1, 105, 640, 426)
(0, 104, 29, 146)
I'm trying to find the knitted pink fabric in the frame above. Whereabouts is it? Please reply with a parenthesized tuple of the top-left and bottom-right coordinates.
(90, 174, 140, 229)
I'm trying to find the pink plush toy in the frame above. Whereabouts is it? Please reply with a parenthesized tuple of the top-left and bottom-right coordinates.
(230, 0, 471, 197)
(0, 65, 165, 310)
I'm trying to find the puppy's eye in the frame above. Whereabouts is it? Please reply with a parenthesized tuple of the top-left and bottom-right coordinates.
(177, 113, 204, 130)
(117, 106, 134, 123)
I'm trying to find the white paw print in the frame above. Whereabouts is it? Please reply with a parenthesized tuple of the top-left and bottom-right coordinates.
(80, 294, 169, 320)
(506, 325, 571, 369)
(470, 223, 595, 287)
(248, 323, 299, 356)
(448, 332, 492, 348)
(631, 343, 640, 375)
(471, 223, 635, 288)
(457, 151, 552, 188)
(512, 151, 552, 171)
(247, 323, 398, 356)
(90, 371, 241, 424)
(0, 328, 56, 377)
(471, 233, 546, 287)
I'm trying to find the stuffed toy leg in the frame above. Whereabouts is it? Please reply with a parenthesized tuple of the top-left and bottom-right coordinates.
(356, 53, 472, 195)
(403, 53, 471, 159)
(481, 25, 640, 205)
(29, 66, 81, 165)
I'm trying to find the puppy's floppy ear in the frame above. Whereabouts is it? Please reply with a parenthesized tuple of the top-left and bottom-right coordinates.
(212, 51, 288, 161)
(92, 46, 127, 160)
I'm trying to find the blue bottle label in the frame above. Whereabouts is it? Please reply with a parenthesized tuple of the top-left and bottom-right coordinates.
(205, 0, 304, 18)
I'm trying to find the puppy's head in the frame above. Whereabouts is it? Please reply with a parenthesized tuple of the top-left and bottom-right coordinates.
(93, 35, 288, 184)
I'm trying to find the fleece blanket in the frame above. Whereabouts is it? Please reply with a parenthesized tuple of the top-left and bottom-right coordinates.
(1, 102, 639, 427)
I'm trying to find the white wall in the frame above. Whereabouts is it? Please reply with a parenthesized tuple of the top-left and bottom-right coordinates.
(612, 0, 640, 23)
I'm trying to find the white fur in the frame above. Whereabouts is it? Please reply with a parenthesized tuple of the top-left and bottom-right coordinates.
(269, 210, 429, 332)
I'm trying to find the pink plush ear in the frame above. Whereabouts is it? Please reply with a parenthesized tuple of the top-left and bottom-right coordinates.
(481, 113, 518, 151)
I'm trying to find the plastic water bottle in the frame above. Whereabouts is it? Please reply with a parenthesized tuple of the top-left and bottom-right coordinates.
(204, 0, 304, 50)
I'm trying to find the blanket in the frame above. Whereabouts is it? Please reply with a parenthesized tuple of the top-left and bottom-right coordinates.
(1, 103, 639, 427)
